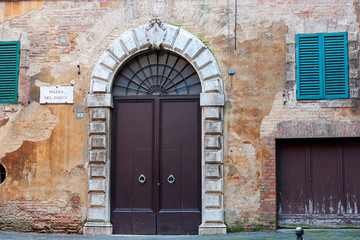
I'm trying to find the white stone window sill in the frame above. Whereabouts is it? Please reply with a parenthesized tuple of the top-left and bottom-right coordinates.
(297, 99, 356, 108)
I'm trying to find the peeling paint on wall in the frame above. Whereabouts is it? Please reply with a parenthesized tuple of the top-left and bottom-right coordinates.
(0, 104, 87, 233)
(0, 102, 58, 160)
(222, 21, 287, 226)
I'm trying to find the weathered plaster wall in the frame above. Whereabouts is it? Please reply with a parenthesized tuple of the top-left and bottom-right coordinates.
(223, 21, 287, 228)
(0, 1, 44, 23)
(0, 104, 88, 233)
(0, 0, 359, 233)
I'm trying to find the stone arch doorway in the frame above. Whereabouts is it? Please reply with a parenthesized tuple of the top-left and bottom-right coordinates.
(84, 19, 225, 235)
(111, 49, 202, 235)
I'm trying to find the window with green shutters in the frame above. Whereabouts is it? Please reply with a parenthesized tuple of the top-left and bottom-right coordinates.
(0, 42, 19, 103)
(296, 33, 349, 100)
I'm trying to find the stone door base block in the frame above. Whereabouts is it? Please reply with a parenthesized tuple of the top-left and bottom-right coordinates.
(199, 223, 227, 235)
(83, 222, 113, 235)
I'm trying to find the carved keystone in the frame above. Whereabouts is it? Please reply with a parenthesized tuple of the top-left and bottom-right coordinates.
(145, 18, 166, 49)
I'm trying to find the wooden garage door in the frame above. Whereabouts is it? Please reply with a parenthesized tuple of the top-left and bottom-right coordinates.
(277, 138, 360, 227)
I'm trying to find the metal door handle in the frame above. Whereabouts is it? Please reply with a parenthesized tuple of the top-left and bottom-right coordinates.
(167, 174, 175, 184)
(138, 174, 146, 184)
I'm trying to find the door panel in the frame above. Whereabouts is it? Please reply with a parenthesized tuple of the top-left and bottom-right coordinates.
(111, 96, 201, 234)
(343, 143, 360, 218)
(132, 213, 156, 235)
(277, 139, 360, 227)
(132, 148, 154, 210)
(160, 148, 181, 210)
(111, 99, 156, 234)
(311, 143, 341, 216)
(277, 143, 308, 219)
(158, 99, 201, 234)
(157, 212, 201, 235)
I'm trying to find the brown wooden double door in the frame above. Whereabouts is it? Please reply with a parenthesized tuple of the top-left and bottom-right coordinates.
(277, 138, 360, 227)
(111, 96, 201, 235)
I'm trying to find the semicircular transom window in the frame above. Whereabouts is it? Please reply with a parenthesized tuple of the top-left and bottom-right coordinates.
(113, 51, 201, 95)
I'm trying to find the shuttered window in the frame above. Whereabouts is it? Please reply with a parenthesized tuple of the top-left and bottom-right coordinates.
(296, 33, 348, 100)
(0, 42, 19, 103)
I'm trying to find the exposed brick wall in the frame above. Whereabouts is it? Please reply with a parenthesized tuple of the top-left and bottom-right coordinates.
(259, 102, 360, 228)
(0, 200, 82, 233)
(256, 5, 360, 227)
(258, 137, 277, 228)
(8, 2, 108, 61)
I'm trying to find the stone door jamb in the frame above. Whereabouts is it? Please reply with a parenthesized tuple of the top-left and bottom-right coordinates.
(84, 19, 226, 235)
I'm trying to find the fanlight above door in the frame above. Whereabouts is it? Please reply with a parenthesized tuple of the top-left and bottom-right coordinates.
(113, 51, 201, 95)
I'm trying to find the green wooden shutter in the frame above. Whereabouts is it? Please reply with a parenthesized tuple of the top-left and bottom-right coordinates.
(296, 33, 348, 100)
(0, 42, 19, 103)
(296, 34, 322, 99)
(323, 32, 348, 99)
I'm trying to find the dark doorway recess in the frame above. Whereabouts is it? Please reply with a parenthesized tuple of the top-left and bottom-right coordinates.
(0, 164, 5, 184)
(111, 95, 201, 235)
(277, 138, 360, 228)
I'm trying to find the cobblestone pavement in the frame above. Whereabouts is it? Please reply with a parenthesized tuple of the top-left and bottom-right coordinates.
(0, 229, 360, 240)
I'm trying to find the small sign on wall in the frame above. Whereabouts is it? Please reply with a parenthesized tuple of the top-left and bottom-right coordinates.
(40, 86, 74, 104)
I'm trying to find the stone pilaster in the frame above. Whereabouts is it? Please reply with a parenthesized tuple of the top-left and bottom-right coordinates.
(199, 106, 226, 235)
(83, 107, 113, 235)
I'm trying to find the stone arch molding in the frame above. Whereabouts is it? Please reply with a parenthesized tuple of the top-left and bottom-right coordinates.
(84, 19, 226, 235)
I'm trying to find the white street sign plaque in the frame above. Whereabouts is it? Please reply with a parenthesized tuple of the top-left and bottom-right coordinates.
(40, 86, 74, 104)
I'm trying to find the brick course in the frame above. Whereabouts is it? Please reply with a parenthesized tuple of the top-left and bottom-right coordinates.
(0, 200, 82, 233)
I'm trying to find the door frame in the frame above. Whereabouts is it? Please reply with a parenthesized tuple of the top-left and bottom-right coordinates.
(84, 19, 226, 235)
(111, 95, 202, 234)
